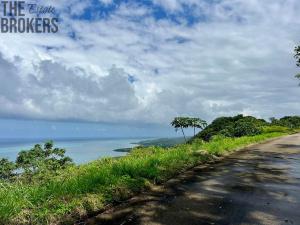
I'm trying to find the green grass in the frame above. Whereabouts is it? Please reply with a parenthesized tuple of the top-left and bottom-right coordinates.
(0, 131, 293, 224)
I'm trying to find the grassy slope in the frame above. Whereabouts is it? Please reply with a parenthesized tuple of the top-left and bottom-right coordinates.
(0, 131, 293, 224)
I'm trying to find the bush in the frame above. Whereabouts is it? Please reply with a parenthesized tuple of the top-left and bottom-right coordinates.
(219, 126, 235, 137)
(232, 121, 262, 137)
(0, 158, 15, 180)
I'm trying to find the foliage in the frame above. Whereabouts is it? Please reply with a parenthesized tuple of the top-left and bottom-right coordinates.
(171, 117, 190, 130)
(189, 117, 207, 136)
(232, 121, 262, 137)
(171, 117, 207, 141)
(0, 158, 15, 180)
(16, 141, 73, 178)
(0, 141, 73, 181)
(170, 117, 190, 141)
(194, 114, 267, 141)
(270, 116, 300, 129)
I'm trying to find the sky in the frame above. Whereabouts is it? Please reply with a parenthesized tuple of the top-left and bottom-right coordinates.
(0, 0, 300, 138)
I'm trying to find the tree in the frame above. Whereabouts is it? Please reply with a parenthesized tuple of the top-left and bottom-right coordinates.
(16, 141, 73, 176)
(294, 45, 300, 83)
(189, 118, 207, 136)
(276, 116, 300, 129)
(193, 114, 266, 141)
(0, 158, 15, 179)
(295, 45, 300, 66)
(171, 117, 190, 142)
(269, 117, 277, 123)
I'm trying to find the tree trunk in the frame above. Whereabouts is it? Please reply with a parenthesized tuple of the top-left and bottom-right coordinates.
(181, 127, 187, 142)
(193, 126, 195, 137)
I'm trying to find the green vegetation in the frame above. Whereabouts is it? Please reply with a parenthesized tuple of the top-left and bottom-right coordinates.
(135, 137, 187, 148)
(114, 137, 188, 153)
(0, 158, 15, 179)
(270, 116, 300, 129)
(193, 114, 267, 141)
(193, 115, 300, 142)
(0, 114, 299, 224)
(171, 117, 207, 141)
(0, 141, 73, 181)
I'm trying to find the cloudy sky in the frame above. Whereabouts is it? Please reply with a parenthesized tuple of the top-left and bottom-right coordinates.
(0, 0, 300, 138)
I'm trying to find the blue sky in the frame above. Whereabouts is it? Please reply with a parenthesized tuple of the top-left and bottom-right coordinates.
(70, 0, 202, 25)
(0, 0, 300, 138)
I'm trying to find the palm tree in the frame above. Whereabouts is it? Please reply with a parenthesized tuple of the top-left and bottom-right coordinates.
(190, 118, 207, 136)
(171, 117, 190, 142)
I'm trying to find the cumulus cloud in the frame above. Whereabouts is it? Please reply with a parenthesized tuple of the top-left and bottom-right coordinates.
(0, 0, 300, 125)
(0, 56, 140, 122)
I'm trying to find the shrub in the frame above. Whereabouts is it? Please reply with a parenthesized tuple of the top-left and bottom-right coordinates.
(0, 158, 15, 180)
(219, 126, 235, 137)
(233, 121, 262, 137)
(262, 125, 290, 133)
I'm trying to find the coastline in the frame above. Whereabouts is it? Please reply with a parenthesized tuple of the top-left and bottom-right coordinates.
(113, 137, 188, 153)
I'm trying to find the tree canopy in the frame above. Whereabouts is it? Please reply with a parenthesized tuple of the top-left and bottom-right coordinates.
(171, 117, 190, 142)
(194, 115, 267, 141)
(171, 117, 207, 142)
(0, 141, 73, 181)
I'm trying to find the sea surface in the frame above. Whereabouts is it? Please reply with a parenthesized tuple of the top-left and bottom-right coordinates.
(0, 137, 152, 164)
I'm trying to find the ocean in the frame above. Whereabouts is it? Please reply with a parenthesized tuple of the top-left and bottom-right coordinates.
(0, 137, 151, 164)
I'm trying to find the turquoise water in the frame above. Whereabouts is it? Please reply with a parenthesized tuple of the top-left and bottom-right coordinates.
(0, 138, 150, 164)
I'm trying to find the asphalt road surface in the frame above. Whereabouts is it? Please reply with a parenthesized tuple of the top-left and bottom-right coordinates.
(84, 133, 300, 225)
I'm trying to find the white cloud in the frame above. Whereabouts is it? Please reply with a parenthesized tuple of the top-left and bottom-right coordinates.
(0, 0, 300, 125)
(152, 0, 181, 11)
(99, 0, 114, 5)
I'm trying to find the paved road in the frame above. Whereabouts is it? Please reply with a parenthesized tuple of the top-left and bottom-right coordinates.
(85, 134, 300, 225)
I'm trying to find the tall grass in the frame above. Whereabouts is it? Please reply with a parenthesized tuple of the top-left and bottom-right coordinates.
(0, 131, 291, 224)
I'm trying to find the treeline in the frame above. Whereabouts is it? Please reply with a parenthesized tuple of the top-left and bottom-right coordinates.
(269, 116, 300, 128)
(194, 115, 300, 141)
